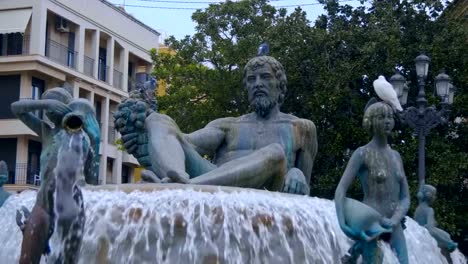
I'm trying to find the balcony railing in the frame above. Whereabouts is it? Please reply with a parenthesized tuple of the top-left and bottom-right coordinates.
(0, 34, 30, 56)
(98, 61, 109, 82)
(84, 55, 94, 77)
(45, 38, 78, 69)
(108, 125, 116, 144)
(113, 69, 123, 90)
(10, 163, 40, 185)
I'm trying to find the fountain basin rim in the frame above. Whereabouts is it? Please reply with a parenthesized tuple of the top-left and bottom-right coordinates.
(83, 183, 304, 197)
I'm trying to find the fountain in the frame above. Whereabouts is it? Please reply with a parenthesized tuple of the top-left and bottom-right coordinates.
(3, 51, 466, 263)
(0, 186, 466, 263)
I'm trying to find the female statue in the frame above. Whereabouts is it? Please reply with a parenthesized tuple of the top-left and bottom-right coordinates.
(414, 184, 457, 263)
(335, 102, 410, 264)
(11, 87, 100, 263)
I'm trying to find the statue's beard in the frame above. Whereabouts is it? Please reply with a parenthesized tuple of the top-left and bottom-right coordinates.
(252, 96, 277, 118)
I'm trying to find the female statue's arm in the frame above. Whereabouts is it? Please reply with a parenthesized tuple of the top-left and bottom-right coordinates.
(83, 114, 100, 185)
(426, 207, 437, 228)
(11, 99, 71, 136)
(389, 152, 410, 226)
(335, 148, 364, 239)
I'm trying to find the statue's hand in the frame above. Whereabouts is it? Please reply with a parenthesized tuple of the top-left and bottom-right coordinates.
(340, 223, 360, 240)
(47, 100, 72, 117)
(282, 168, 310, 195)
(141, 169, 161, 183)
(380, 217, 397, 229)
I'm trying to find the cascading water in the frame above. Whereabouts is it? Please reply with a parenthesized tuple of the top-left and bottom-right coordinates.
(0, 187, 466, 264)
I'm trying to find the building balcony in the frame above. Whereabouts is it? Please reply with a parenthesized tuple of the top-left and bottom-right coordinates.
(98, 61, 109, 83)
(113, 69, 123, 90)
(0, 34, 30, 56)
(108, 125, 116, 144)
(84, 55, 94, 77)
(9, 162, 40, 186)
(45, 38, 77, 69)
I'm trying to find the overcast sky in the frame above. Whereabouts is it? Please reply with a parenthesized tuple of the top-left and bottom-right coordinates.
(107, 0, 362, 41)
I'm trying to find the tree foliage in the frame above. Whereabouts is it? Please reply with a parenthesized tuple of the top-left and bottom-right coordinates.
(153, 0, 468, 253)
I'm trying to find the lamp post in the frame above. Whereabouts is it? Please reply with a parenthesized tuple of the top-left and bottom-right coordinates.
(389, 54, 456, 190)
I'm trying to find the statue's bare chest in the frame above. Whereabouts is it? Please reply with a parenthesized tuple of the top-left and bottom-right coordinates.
(362, 148, 402, 185)
(224, 121, 297, 153)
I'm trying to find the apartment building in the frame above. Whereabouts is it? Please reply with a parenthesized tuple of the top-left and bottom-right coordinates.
(0, 0, 159, 190)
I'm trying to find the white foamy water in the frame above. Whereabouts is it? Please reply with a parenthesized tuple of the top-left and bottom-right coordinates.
(0, 188, 466, 264)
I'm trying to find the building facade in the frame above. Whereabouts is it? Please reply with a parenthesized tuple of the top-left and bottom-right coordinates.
(0, 0, 159, 190)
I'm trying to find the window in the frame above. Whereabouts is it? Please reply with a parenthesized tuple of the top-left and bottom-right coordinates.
(122, 165, 130, 184)
(32, 77, 45, 118)
(67, 32, 75, 67)
(0, 33, 24, 56)
(0, 75, 20, 119)
(98, 47, 107, 81)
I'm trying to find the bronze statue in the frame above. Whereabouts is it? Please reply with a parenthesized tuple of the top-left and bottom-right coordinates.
(11, 87, 99, 264)
(0, 160, 11, 207)
(335, 102, 410, 263)
(414, 184, 458, 263)
(115, 55, 318, 195)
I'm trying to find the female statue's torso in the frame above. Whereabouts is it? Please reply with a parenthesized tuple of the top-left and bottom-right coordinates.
(358, 144, 404, 218)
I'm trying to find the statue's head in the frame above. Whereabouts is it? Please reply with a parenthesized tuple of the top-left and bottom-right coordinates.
(363, 102, 394, 136)
(417, 184, 437, 204)
(243, 56, 287, 117)
(42, 87, 73, 125)
(0, 161, 8, 187)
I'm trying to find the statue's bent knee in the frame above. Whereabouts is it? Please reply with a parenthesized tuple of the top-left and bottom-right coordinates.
(265, 143, 286, 164)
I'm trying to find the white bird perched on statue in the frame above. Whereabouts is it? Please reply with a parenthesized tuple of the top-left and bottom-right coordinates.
(373, 75, 403, 111)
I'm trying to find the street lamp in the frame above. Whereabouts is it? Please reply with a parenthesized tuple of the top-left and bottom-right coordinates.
(414, 54, 430, 78)
(389, 71, 408, 105)
(435, 72, 451, 104)
(389, 54, 455, 190)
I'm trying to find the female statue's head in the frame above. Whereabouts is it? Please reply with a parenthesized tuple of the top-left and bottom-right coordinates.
(42, 87, 73, 104)
(41, 87, 73, 125)
(362, 102, 394, 136)
(417, 184, 437, 204)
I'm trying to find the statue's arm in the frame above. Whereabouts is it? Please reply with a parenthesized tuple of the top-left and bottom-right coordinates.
(84, 116, 100, 185)
(81, 104, 101, 149)
(295, 120, 318, 184)
(390, 151, 411, 225)
(184, 119, 226, 156)
(426, 207, 437, 228)
(11, 100, 48, 135)
(11, 99, 71, 135)
(334, 148, 364, 238)
(84, 145, 99, 185)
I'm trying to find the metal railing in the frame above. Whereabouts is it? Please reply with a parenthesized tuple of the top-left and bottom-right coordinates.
(0, 34, 30, 56)
(113, 69, 123, 90)
(98, 61, 109, 82)
(10, 163, 40, 185)
(45, 38, 77, 69)
(84, 55, 94, 77)
(108, 125, 116, 144)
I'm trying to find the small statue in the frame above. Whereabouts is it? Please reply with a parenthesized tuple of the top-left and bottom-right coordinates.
(114, 53, 318, 195)
(414, 184, 458, 263)
(335, 101, 410, 264)
(0, 160, 11, 207)
(11, 87, 99, 264)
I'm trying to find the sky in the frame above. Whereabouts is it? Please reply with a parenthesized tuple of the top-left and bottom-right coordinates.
(107, 0, 362, 41)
